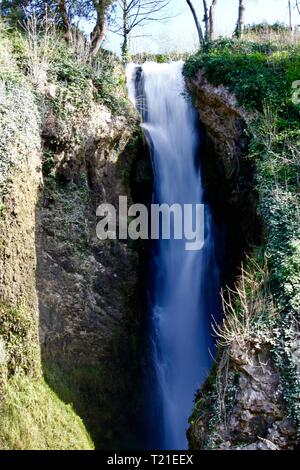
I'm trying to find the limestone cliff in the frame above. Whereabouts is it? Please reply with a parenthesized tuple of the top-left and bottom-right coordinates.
(0, 56, 93, 449)
(186, 71, 297, 450)
(37, 87, 148, 449)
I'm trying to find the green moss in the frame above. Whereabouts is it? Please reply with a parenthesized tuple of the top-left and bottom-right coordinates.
(0, 303, 39, 378)
(0, 375, 93, 450)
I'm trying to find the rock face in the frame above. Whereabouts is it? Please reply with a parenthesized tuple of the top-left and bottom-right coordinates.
(186, 71, 297, 450)
(35, 94, 150, 448)
(187, 70, 262, 283)
(188, 341, 296, 450)
(188, 343, 297, 450)
(37, 103, 139, 366)
(228, 342, 296, 450)
(189, 69, 252, 177)
(0, 74, 94, 449)
(0, 53, 150, 447)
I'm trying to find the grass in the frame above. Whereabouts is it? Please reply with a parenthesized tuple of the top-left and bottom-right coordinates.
(43, 363, 109, 448)
(213, 257, 275, 350)
(0, 375, 94, 450)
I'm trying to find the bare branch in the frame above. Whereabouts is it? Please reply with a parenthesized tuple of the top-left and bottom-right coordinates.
(113, 0, 173, 62)
(185, 0, 204, 47)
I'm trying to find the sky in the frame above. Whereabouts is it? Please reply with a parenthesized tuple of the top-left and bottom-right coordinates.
(86, 0, 300, 55)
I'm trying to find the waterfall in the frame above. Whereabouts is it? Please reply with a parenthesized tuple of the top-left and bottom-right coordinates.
(127, 61, 221, 450)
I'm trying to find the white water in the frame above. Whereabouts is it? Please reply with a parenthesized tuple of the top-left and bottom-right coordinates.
(127, 62, 217, 450)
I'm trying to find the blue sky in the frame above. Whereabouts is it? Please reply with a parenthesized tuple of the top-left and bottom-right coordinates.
(86, 0, 299, 55)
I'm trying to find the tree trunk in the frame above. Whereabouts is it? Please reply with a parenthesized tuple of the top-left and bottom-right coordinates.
(235, 0, 245, 38)
(121, 0, 130, 63)
(209, 0, 217, 40)
(185, 0, 204, 48)
(288, 0, 292, 31)
(91, 1, 109, 56)
(91, 20, 107, 56)
(58, 0, 71, 42)
(121, 34, 130, 64)
(202, 0, 209, 41)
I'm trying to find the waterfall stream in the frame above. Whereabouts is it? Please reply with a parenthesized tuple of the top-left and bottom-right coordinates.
(127, 62, 220, 450)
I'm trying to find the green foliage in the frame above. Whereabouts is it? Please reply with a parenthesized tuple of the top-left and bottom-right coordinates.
(254, 126, 300, 431)
(189, 350, 240, 450)
(42, 40, 129, 115)
(46, 43, 131, 116)
(2, 23, 130, 116)
(0, 374, 94, 450)
(184, 39, 300, 115)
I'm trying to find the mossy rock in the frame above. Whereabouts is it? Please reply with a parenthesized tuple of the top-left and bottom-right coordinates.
(0, 375, 94, 450)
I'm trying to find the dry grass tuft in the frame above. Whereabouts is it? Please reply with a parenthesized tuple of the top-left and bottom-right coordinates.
(213, 257, 275, 349)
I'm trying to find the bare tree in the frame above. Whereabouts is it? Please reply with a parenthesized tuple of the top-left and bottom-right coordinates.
(185, 0, 204, 47)
(288, 0, 293, 30)
(186, 0, 217, 47)
(235, 0, 245, 38)
(1, 1, 114, 54)
(203, 0, 218, 40)
(111, 0, 171, 62)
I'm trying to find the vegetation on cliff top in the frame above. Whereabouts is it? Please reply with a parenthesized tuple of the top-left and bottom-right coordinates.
(184, 32, 300, 447)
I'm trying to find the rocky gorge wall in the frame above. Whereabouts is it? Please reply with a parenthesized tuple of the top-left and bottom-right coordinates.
(186, 70, 297, 450)
(0, 32, 151, 449)
(37, 92, 150, 449)
(0, 63, 93, 449)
